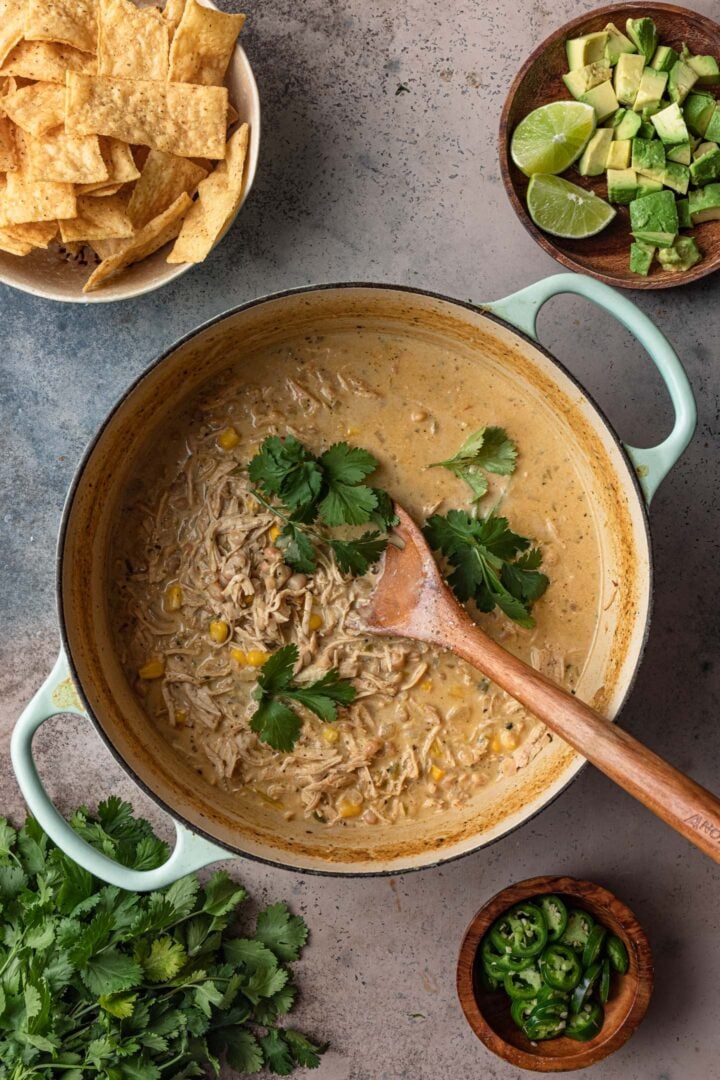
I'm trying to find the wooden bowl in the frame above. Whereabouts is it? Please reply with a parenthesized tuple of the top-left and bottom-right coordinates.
(457, 875, 653, 1072)
(499, 3, 720, 289)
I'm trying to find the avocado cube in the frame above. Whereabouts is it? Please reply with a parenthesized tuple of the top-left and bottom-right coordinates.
(607, 167, 638, 204)
(614, 53, 645, 105)
(577, 128, 614, 176)
(676, 197, 691, 228)
(566, 32, 609, 70)
(689, 146, 720, 185)
(689, 183, 720, 222)
(660, 161, 690, 194)
(637, 177, 663, 198)
(694, 140, 719, 160)
(614, 110, 642, 140)
(687, 55, 720, 86)
(650, 102, 689, 145)
(633, 68, 668, 113)
(630, 240, 656, 275)
(630, 189, 679, 247)
(704, 107, 720, 143)
(606, 108, 626, 129)
(667, 142, 692, 165)
(657, 235, 702, 272)
(604, 22, 638, 65)
(667, 60, 699, 104)
(625, 18, 658, 64)
(579, 80, 620, 122)
(563, 62, 612, 99)
(683, 92, 716, 136)
(650, 45, 679, 73)
(632, 137, 666, 174)
(637, 120, 656, 139)
(606, 139, 631, 169)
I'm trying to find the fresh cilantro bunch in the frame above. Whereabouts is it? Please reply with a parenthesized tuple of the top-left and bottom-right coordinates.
(423, 509, 549, 629)
(251, 644, 356, 751)
(0, 799, 325, 1079)
(429, 426, 517, 502)
(248, 436, 396, 576)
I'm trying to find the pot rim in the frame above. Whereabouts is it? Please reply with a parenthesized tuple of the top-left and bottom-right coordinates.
(55, 280, 655, 877)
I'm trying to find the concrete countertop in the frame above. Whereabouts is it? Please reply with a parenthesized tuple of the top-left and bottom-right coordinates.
(1, 1, 718, 1077)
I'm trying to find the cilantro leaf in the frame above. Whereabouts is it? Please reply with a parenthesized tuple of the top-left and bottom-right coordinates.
(256, 644, 297, 696)
(201, 871, 247, 918)
(277, 523, 316, 573)
(283, 670, 356, 723)
(285, 1029, 328, 1069)
(260, 1029, 294, 1075)
(81, 948, 144, 995)
(318, 481, 378, 526)
(329, 531, 387, 576)
(256, 903, 309, 963)
(318, 442, 378, 485)
(430, 426, 518, 501)
(251, 699, 303, 752)
(249, 436, 323, 514)
(221, 1028, 264, 1073)
(0, 818, 17, 857)
(142, 937, 187, 982)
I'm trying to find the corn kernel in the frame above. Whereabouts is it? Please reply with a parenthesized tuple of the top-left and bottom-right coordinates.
(338, 799, 363, 819)
(217, 426, 240, 451)
(323, 727, 340, 745)
(308, 612, 323, 632)
(345, 426, 361, 437)
(268, 524, 281, 544)
(430, 764, 445, 782)
(231, 648, 248, 664)
(419, 679, 433, 692)
(430, 738, 443, 757)
(500, 729, 518, 751)
(174, 708, 188, 726)
(449, 685, 466, 701)
(164, 584, 183, 612)
(209, 619, 230, 643)
(491, 734, 502, 755)
(246, 649, 271, 667)
(138, 658, 165, 680)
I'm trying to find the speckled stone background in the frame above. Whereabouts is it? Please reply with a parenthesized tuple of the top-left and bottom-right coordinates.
(1, 1, 719, 1077)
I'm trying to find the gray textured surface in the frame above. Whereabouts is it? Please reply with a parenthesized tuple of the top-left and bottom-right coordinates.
(1, 1, 719, 1077)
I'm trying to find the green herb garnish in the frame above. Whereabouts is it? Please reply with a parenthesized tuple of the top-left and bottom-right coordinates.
(0, 799, 325, 1077)
(250, 644, 356, 751)
(423, 509, 549, 628)
(429, 426, 517, 501)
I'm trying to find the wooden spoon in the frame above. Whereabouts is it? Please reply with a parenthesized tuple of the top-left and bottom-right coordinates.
(356, 505, 720, 863)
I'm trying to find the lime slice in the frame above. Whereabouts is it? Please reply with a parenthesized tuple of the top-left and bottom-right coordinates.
(526, 174, 616, 239)
(511, 102, 596, 176)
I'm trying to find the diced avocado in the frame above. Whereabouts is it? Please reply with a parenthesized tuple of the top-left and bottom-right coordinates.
(637, 177, 663, 198)
(689, 183, 720, 222)
(614, 53, 645, 105)
(604, 22, 637, 65)
(657, 235, 702, 272)
(577, 127, 614, 176)
(687, 55, 720, 86)
(614, 110, 642, 140)
(676, 197, 691, 228)
(683, 92, 716, 136)
(638, 120, 656, 139)
(650, 102, 689, 145)
(630, 240, 655, 275)
(650, 45, 679, 72)
(630, 188, 679, 247)
(660, 161, 690, 194)
(625, 18, 658, 64)
(563, 62, 613, 99)
(667, 142, 692, 165)
(566, 32, 609, 70)
(606, 138, 631, 169)
(667, 60, 699, 104)
(606, 108, 626, 129)
(694, 140, 719, 160)
(689, 146, 720, 185)
(631, 137, 666, 174)
(704, 107, 720, 143)
(633, 68, 668, 113)
(607, 167, 638, 204)
(579, 80, 619, 122)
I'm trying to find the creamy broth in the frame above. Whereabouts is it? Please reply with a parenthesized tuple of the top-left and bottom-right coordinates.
(111, 329, 602, 827)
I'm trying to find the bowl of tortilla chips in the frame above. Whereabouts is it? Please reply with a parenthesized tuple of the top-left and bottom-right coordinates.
(0, 0, 260, 302)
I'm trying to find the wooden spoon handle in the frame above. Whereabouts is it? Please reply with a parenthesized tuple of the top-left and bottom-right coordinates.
(447, 618, 720, 863)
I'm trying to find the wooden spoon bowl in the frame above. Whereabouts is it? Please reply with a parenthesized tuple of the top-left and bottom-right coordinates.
(457, 876, 653, 1072)
(500, 3, 720, 289)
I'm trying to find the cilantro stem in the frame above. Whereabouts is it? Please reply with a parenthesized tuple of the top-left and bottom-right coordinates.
(251, 489, 329, 547)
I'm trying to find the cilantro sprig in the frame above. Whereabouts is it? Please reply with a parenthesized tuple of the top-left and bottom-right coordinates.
(0, 799, 326, 1077)
(250, 644, 356, 751)
(429, 426, 518, 501)
(423, 509, 549, 628)
(248, 436, 397, 576)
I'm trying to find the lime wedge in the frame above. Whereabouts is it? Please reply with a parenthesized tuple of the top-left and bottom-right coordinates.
(526, 174, 616, 239)
(511, 102, 596, 176)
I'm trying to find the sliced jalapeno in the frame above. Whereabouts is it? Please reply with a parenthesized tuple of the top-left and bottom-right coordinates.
(490, 902, 548, 959)
(480, 935, 527, 978)
(582, 924, 607, 969)
(510, 997, 538, 1027)
(565, 1001, 604, 1042)
(599, 957, 611, 1004)
(560, 907, 595, 952)
(607, 934, 629, 974)
(523, 1001, 568, 1041)
(570, 960, 602, 1014)
(504, 965, 544, 1000)
(537, 985, 569, 1005)
(536, 894, 568, 942)
(539, 943, 582, 991)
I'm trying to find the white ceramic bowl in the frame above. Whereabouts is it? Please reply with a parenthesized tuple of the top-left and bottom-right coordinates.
(0, 0, 260, 304)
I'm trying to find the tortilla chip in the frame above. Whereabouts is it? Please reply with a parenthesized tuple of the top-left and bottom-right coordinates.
(4, 218, 57, 246)
(77, 180, 123, 196)
(0, 115, 17, 170)
(227, 100, 239, 128)
(2, 81, 65, 136)
(98, 0, 169, 81)
(0, 40, 96, 82)
(25, 127, 108, 183)
(168, 122, 247, 264)
(127, 149, 206, 229)
(67, 73, 228, 158)
(168, 0, 244, 86)
(0, 0, 26, 69)
(0, 228, 32, 254)
(3, 169, 75, 223)
(84, 190, 191, 290)
(103, 136, 141, 182)
(90, 236, 123, 258)
(58, 193, 133, 241)
(164, 0, 185, 36)
(25, 0, 98, 55)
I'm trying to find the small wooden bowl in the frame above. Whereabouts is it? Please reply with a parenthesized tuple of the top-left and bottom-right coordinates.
(457, 876, 653, 1072)
(499, 3, 720, 289)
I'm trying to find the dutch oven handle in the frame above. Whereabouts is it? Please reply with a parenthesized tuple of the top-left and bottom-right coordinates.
(11, 652, 231, 891)
(482, 272, 696, 502)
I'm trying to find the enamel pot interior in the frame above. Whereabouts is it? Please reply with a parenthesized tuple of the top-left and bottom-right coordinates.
(59, 286, 651, 874)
